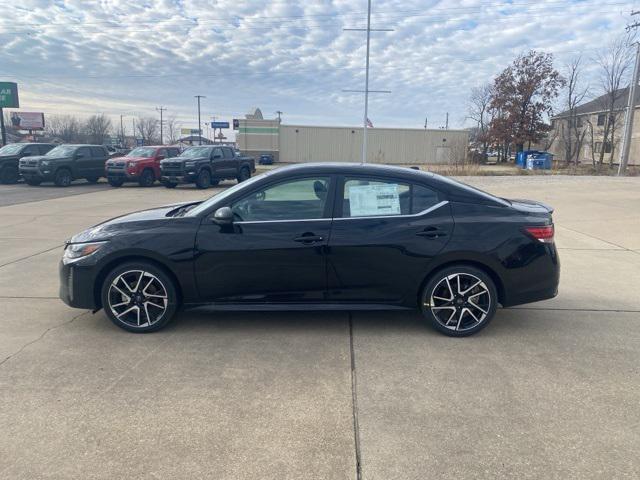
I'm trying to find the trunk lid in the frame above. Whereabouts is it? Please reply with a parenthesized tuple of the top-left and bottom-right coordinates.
(507, 198, 554, 215)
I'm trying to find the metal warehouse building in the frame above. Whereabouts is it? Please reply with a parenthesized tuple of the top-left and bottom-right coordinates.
(237, 110, 468, 165)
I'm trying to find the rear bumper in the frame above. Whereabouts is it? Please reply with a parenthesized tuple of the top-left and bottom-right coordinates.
(59, 260, 98, 309)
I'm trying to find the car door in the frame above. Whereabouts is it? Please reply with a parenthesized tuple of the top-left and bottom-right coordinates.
(326, 175, 453, 305)
(209, 147, 225, 178)
(88, 147, 105, 177)
(74, 147, 93, 177)
(194, 175, 335, 303)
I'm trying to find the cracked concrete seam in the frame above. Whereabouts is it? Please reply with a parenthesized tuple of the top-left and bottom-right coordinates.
(0, 310, 90, 368)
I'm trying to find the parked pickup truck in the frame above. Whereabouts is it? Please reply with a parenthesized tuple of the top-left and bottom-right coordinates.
(19, 144, 110, 187)
(106, 146, 181, 187)
(0, 143, 55, 184)
(160, 145, 255, 189)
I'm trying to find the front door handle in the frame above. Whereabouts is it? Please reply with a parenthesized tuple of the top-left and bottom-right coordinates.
(293, 233, 324, 243)
(416, 227, 447, 239)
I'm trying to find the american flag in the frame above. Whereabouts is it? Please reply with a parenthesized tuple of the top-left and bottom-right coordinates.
(366, 117, 374, 128)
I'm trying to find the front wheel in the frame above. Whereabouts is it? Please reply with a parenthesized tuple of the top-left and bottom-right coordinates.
(0, 165, 19, 184)
(195, 169, 211, 189)
(101, 262, 178, 333)
(108, 177, 125, 187)
(138, 169, 155, 187)
(54, 168, 72, 187)
(85, 176, 100, 184)
(162, 180, 178, 189)
(421, 266, 497, 337)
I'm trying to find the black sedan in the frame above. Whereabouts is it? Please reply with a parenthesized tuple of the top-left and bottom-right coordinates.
(59, 163, 559, 337)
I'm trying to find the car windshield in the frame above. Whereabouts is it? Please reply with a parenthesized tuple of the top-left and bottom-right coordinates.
(180, 147, 211, 158)
(185, 172, 267, 217)
(46, 145, 76, 157)
(127, 147, 155, 158)
(0, 144, 24, 155)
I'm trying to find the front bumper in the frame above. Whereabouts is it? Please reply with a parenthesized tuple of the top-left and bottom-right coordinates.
(106, 166, 138, 180)
(59, 259, 98, 309)
(161, 172, 197, 184)
(19, 166, 54, 181)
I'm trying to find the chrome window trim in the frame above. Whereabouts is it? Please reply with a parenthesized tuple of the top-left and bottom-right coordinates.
(233, 200, 448, 225)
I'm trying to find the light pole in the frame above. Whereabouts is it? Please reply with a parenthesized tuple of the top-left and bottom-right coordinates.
(194, 95, 205, 145)
(156, 106, 166, 145)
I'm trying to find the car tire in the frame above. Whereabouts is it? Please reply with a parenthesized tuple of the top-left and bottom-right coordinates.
(421, 265, 498, 337)
(25, 178, 41, 186)
(101, 261, 178, 333)
(54, 168, 72, 187)
(108, 177, 125, 187)
(0, 165, 19, 184)
(138, 169, 155, 187)
(237, 167, 251, 183)
(85, 176, 100, 184)
(195, 169, 211, 189)
(162, 180, 178, 189)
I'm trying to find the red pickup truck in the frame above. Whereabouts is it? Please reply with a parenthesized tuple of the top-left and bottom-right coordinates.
(106, 146, 181, 187)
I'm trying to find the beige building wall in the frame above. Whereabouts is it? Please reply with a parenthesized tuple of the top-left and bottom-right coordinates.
(236, 119, 280, 160)
(279, 125, 468, 164)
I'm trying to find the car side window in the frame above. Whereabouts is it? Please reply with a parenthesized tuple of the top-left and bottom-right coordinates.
(342, 177, 439, 218)
(90, 147, 104, 157)
(23, 145, 39, 156)
(231, 177, 331, 222)
(39, 145, 53, 155)
(76, 147, 91, 159)
(211, 148, 223, 160)
(222, 147, 233, 159)
(168, 148, 179, 157)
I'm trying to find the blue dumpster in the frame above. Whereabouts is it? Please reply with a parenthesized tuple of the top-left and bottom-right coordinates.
(526, 153, 553, 170)
(516, 150, 544, 168)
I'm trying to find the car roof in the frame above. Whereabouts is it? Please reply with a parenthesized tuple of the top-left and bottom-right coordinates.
(267, 162, 435, 180)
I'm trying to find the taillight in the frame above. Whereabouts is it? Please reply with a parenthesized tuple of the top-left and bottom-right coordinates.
(524, 225, 554, 243)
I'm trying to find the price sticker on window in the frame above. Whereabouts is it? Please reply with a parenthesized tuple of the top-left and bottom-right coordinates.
(348, 184, 401, 217)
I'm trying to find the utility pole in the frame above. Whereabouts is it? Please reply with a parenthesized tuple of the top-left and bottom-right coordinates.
(120, 115, 125, 147)
(156, 106, 167, 145)
(132, 118, 136, 146)
(343, 0, 392, 164)
(194, 95, 205, 145)
(445, 112, 449, 130)
(619, 12, 640, 175)
(276, 110, 283, 123)
(424, 116, 428, 130)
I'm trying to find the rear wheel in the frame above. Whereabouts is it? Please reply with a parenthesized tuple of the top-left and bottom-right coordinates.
(101, 261, 178, 333)
(237, 167, 251, 183)
(108, 177, 124, 187)
(54, 168, 72, 187)
(138, 169, 155, 187)
(195, 169, 211, 189)
(0, 165, 19, 184)
(421, 265, 497, 337)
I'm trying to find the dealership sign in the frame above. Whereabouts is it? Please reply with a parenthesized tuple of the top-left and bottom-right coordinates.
(211, 121, 229, 129)
(0, 82, 19, 108)
(11, 112, 45, 130)
(181, 128, 202, 135)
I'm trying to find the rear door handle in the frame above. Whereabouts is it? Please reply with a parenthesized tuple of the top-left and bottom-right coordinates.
(416, 227, 447, 239)
(293, 234, 324, 243)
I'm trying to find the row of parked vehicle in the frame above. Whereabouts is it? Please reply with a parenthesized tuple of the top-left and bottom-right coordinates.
(0, 143, 256, 188)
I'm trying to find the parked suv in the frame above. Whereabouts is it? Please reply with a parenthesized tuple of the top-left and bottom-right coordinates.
(160, 145, 255, 189)
(106, 146, 181, 187)
(0, 143, 55, 184)
(19, 144, 110, 187)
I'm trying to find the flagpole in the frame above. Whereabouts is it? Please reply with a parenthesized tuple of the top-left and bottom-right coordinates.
(361, 0, 372, 164)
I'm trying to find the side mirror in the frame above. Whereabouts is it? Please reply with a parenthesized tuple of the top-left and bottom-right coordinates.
(212, 206, 234, 225)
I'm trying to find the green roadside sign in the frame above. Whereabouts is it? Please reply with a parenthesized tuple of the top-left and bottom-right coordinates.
(0, 82, 19, 108)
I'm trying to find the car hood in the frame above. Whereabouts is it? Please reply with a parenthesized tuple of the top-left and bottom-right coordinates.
(162, 156, 208, 163)
(0, 154, 20, 161)
(22, 155, 71, 162)
(69, 201, 202, 243)
(109, 156, 149, 162)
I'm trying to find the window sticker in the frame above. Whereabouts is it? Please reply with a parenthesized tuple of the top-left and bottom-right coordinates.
(348, 184, 401, 217)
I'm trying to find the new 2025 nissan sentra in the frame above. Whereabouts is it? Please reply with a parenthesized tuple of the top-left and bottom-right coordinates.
(59, 163, 559, 337)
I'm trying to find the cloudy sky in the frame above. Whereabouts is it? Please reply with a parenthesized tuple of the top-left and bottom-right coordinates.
(0, 0, 637, 138)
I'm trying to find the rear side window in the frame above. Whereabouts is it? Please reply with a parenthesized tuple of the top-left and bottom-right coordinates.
(212, 148, 223, 159)
(90, 147, 105, 157)
(342, 177, 439, 218)
(77, 147, 91, 158)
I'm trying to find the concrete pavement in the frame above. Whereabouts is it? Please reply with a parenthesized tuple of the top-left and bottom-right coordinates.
(0, 175, 639, 479)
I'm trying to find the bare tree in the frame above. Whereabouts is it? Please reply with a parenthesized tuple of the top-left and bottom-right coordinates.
(467, 83, 493, 160)
(594, 33, 633, 165)
(559, 56, 590, 164)
(136, 116, 159, 145)
(46, 115, 82, 143)
(165, 115, 179, 145)
(84, 114, 112, 145)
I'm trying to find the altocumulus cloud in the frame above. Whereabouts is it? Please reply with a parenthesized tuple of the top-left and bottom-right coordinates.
(0, 0, 633, 130)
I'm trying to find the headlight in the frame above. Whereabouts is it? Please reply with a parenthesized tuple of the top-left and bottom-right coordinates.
(63, 241, 107, 260)
(40, 160, 51, 166)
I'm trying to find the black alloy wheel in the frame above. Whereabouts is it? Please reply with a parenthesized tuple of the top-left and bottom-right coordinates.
(237, 167, 251, 183)
(54, 168, 72, 187)
(138, 169, 155, 187)
(108, 177, 125, 187)
(421, 266, 497, 337)
(195, 169, 211, 189)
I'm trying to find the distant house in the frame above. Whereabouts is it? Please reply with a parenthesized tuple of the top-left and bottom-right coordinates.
(549, 86, 639, 165)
